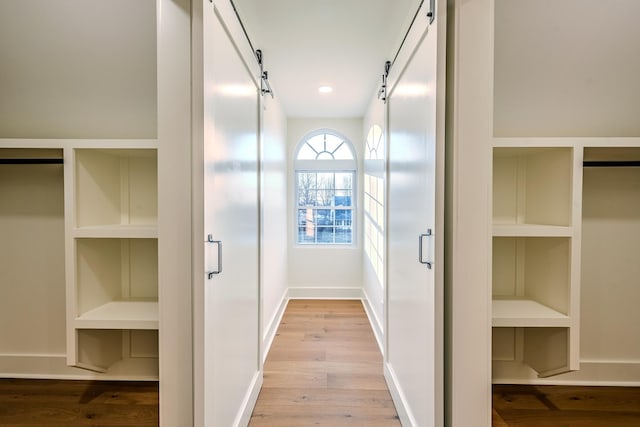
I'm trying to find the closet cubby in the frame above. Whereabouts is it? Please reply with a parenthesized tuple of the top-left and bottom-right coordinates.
(74, 238, 158, 330)
(492, 236, 571, 327)
(74, 149, 157, 235)
(493, 147, 573, 231)
(492, 327, 570, 378)
(76, 329, 158, 374)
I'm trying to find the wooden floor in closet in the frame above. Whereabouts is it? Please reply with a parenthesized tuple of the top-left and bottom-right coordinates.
(493, 384, 640, 426)
(3, 300, 640, 426)
(249, 299, 401, 426)
(0, 379, 158, 426)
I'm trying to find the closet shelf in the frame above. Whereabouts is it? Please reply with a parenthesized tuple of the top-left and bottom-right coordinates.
(493, 224, 573, 237)
(73, 225, 158, 239)
(492, 299, 570, 327)
(74, 301, 158, 330)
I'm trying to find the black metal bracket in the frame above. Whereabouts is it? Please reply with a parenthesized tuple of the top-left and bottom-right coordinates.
(256, 49, 274, 98)
(378, 61, 392, 103)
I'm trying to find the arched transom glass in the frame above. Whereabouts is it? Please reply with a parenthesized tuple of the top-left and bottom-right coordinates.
(296, 132, 355, 161)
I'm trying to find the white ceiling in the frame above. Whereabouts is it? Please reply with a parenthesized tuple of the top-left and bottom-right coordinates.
(233, 0, 421, 118)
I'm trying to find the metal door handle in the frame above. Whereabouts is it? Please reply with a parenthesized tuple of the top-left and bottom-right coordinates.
(419, 229, 433, 269)
(427, 0, 435, 24)
(206, 234, 222, 279)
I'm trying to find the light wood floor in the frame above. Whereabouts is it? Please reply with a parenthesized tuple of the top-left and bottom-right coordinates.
(2, 302, 640, 426)
(249, 299, 401, 426)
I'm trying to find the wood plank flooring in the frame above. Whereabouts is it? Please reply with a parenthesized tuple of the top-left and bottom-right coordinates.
(2, 304, 640, 426)
(249, 299, 401, 427)
(0, 379, 158, 426)
(493, 384, 640, 426)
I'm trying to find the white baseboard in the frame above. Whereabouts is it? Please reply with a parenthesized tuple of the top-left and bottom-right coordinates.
(263, 289, 289, 364)
(384, 362, 417, 427)
(287, 286, 362, 299)
(361, 289, 384, 355)
(0, 354, 158, 381)
(234, 369, 263, 427)
(493, 360, 640, 386)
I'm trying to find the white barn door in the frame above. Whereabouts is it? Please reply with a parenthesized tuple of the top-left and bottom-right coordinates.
(199, 3, 261, 426)
(386, 2, 445, 426)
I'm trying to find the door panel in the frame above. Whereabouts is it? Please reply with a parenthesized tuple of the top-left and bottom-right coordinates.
(387, 16, 441, 427)
(203, 8, 260, 426)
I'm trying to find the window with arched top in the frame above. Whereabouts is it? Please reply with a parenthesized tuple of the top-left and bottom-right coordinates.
(295, 130, 357, 245)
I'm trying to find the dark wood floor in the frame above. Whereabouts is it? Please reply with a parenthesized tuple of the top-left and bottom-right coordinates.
(249, 299, 401, 426)
(493, 384, 640, 426)
(0, 379, 158, 426)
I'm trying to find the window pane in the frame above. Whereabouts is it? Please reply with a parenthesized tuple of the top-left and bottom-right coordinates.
(297, 172, 317, 206)
(317, 172, 334, 188)
(335, 173, 352, 190)
(315, 173, 334, 206)
(325, 134, 343, 153)
(297, 143, 317, 160)
(315, 209, 333, 226)
(316, 226, 335, 244)
(333, 143, 354, 160)
(297, 208, 315, 243)
(335, 209, 352, 224)
(334, 190, 351, 206)
(335, 226, 352, 244)
(306, 134, 325, 152)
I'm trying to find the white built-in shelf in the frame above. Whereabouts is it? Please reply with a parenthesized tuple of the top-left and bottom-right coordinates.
(73, 225, 158, 239)
(493, 224, 573, 237)
(74, 301, 158, 330)
(492, 299, 570, 328)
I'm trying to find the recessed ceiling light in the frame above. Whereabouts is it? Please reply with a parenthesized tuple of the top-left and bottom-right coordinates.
(318, 85, 333, 94)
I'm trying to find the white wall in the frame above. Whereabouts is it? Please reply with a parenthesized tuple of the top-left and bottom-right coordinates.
(0, 0, 157, 139)
(260, 95, 289, 354)
(361, 96, 386, 346)
(494, 0, 640, 137)
(287, 118, 364, 297)
(0, 159, 66, 358)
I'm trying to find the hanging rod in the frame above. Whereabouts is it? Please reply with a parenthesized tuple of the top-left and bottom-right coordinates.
(583, 161, 640, 167)
(0, 158, 63, 165)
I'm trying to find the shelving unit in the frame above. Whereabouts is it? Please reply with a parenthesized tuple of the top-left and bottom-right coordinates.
(492, 145, 581, 378)
(67, 148, 159, 375)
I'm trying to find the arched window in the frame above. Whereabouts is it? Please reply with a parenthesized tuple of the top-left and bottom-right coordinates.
(364, 124, 385, 285)
(295, 129, 357, 245)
